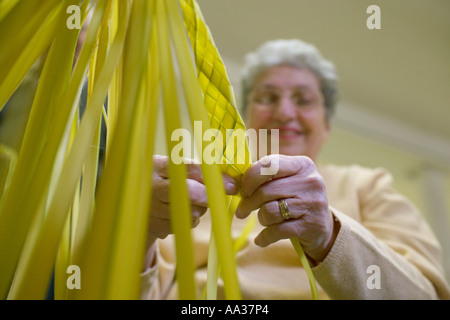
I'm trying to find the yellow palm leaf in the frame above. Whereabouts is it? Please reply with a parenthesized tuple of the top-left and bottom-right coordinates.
(180, 0, 251, 180)
(0, 0, 63, 112)
(4, 0, 107, 299)
(0, 0, 317, 301)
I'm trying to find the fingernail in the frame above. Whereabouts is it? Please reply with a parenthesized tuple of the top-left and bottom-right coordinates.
(254, 236, 266, 248)
(226, 182, 238, 195)
(235, 204, 244, 219)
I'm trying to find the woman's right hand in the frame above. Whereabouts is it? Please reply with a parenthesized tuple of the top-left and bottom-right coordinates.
(148, 155, 239, 246)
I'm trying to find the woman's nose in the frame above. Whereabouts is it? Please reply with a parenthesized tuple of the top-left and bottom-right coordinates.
(273, 96, 296, 122)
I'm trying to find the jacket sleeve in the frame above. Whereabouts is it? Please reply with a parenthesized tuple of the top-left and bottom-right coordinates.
(312, 167, 450, 299)
(140, 237, 177, 300)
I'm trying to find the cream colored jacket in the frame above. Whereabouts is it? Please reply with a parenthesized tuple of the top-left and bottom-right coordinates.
(141, 165, 450, 300)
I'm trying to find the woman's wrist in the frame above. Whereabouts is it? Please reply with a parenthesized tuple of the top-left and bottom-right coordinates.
(306, 210, 341, 265)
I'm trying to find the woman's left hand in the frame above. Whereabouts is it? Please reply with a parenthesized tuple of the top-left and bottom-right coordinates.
(235, 154, 339, 263)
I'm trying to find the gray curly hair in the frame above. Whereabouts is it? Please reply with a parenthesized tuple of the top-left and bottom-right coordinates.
(240, 39, 338, 121)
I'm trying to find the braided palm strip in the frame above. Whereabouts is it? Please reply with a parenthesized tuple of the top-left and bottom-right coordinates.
(179, 0, 251, 179)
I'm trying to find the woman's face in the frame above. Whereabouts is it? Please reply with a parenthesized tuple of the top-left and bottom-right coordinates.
(245, 65, 330, 162)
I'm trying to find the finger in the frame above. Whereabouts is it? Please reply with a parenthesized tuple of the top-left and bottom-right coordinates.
(257, 199, 305, 226)
(186, 179, 208, 207)
(153, 174, 208, 207)
(191, 205, 208, 220)
(236, 178, 295, 219)
(254, 220, 305, 247)
(152, 176, 171, 204)
(153, 155, 238, 195)
(150, 198, 170, 219)
(185, 161, 204, 183)
(240, 155, 308, 198)
(184, 165, 239, 195)
(221, 173, 239, 195)
(149, 216, 201, 239)
(152, 155, 169, 177)
(153, 155, 202, 179)
(149, 206, 207, 239)
(148, 216, 171, 239)
(151, 186, 207, 219)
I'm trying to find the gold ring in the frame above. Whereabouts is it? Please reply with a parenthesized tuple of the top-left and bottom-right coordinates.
(278, 199, 291, 221)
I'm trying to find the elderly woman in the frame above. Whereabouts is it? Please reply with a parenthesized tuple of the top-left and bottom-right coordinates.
(142, 39, 450, 299)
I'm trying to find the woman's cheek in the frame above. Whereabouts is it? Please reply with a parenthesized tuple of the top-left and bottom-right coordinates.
(247, 108, 273, 130)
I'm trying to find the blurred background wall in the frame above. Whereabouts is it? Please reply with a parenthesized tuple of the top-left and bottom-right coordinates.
(196, 0, 450, 281)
